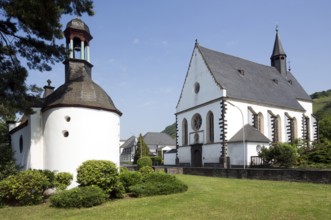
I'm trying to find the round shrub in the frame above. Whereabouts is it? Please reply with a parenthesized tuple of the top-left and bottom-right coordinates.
(0, 170, 50, 206)
(76, 160, 119, 196)
(110, 181, 125, 199)
(138, 166, 154, 176)
(130, 173, 188, 197)
(55, 172, 73, 190)
(50, 186, 107, 208)
(120, 166, 129, 173)
(119, 171, 142, 192)
(137, 157, 152, 170)
(35, 169, 56, 187)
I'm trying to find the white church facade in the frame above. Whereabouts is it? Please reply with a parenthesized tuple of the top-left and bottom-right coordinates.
(9, 18, 122, 185)
(176, 32, 318, 168)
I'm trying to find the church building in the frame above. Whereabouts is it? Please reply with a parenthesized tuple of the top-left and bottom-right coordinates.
(176, 30, 318, 168)
(9, 18, 122, 185)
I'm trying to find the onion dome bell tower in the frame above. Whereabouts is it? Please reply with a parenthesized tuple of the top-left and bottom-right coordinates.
(64, 18, 92, 62)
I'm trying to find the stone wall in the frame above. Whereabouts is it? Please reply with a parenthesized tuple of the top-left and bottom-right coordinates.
(182, 167, 331, 184)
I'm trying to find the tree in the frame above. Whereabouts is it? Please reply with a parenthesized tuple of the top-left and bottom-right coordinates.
(133, 134, 149, 164)
(0, 0, 94, 117)
(319, 117, 331, 143)
(258, 143, 297, 168)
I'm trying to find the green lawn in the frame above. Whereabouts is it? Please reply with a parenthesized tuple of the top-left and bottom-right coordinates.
(1, 175, 330, 220)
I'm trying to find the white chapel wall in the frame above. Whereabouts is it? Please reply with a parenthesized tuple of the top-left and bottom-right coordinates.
(43, 107, 120, 186)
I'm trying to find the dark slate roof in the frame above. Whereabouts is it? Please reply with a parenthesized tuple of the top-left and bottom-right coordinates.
(43, 61, 122, 115)
(120, 136, 136, 149)
(165, 149, 177, 154)
(66, 18, 90, 33)
(143, 132, 176, 146)
(271, 31, 286, 57)
(228, 124, 270, 143)
(43, 76, 122, 115)
(198, 44, 311, 111)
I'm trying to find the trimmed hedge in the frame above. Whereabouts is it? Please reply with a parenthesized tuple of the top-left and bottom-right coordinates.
(76, 160, 121, 198)
(0, 170, 50, 206)
(137, 157, 152, 170)
(50, 186, 107, 208)
(138, 166, 154, 176)
(119, 171, 142, 192)
(129, 173, 188, 197)
(55, 172, 73, 190)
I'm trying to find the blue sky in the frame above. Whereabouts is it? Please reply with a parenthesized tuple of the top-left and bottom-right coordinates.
(27, 0, 331, 139)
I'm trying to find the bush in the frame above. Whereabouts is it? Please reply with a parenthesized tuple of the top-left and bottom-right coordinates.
(120, 166, 129, 173)
(0, 170, 50, 206)
(55, 172, 73, 190)
(50, 186, 107, 208)
(129, 173, 188, 197)
(138, 166, 154, 176)
(34, 169, 56, 188)
(151, 156, 163, 165)
(137, 157, 152, 170)
(76, 160, 120, 198)
(119, 171, 142, 192)
(109, 181, 125, 199)
(259, 143, 297, 168)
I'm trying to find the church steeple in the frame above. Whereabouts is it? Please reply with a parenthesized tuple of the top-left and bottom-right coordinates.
(270, 27, 287, 74)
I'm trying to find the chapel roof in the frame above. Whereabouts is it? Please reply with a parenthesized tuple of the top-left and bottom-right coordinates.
(197, 44, 311, 111)
(43, 65, 122, 115)
(228, 124, 270, 143)
(66, 18, 90, 33)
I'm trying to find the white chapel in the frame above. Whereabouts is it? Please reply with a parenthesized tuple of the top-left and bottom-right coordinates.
(176, 31, 318, 168)
(9, 18, 122, 184)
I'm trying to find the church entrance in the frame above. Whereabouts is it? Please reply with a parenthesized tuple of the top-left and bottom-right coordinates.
(191, 144, 202, 167)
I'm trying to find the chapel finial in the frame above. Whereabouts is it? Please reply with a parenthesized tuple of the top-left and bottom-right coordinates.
(47, 79, 52, 86)
(276, 25, 279, 33)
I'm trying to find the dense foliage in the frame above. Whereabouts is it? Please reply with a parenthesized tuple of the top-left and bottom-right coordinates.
(0, 170, 50, 205)
(138, 166, 155, 175)
(161, 123, 176, 139)
(129, 172, 188, 197)
(54, 172, 73, 190)
(76, 160, 121, 198)
(119, 171, 142, 192)
(133, 134, 150, 164)
(258, 143, 297, 168)
(137, 156, 152, 170)
(0, 0, 94, 117)
(50, 186, 107, 208)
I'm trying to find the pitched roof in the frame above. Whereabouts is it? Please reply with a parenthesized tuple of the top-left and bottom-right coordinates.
(143, 132, 176, 146)
(271, 31, 286, 57)
(228, 124, 270, 143)
(197, 44, 311, 111)
(120, 136, 136, 149)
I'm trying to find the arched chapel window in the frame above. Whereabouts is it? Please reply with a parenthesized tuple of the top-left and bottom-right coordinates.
(182, 118, 188, 146)
(257, 113, 264, 134)
(206, 111, 214, 143)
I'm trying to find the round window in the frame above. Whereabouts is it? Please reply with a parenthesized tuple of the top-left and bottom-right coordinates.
(194, 82, 200, 94)
(63, 130, 69, 137)
(192, 113, 202, 131)
(65, 116, 71, 122)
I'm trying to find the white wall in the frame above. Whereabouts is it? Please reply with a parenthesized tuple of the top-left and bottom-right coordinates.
(228, 142, 270, 166)
(164, 152, 177, 165)
(202, 144, 222, 164)
(176, 47, 224, 113)
(43, 107, 120, 186)
(11, 124, 30, 169)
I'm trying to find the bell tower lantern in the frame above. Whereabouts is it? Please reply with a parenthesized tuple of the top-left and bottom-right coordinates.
(64, 18, 93, 62)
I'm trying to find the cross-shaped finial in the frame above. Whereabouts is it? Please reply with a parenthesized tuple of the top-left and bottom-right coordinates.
(275, 25, 279, 33)
(47, 79, 52, 86)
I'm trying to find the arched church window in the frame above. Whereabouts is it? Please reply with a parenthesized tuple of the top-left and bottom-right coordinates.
(293, 117, 298, 141)
(206, 111, 214, 143)
(257, 113, 264, 134)
(273, 115, 282, 142)
(194, 82, 200, 94)
(19, 135, 23, 153)
(182, 119, 188, 146)
(192, 113, 202, 131)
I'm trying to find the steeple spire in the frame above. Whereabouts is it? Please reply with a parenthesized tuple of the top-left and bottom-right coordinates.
(270, 26, 287, 74)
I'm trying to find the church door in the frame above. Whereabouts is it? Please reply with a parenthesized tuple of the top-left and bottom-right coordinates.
(191, 144, 202, 167)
